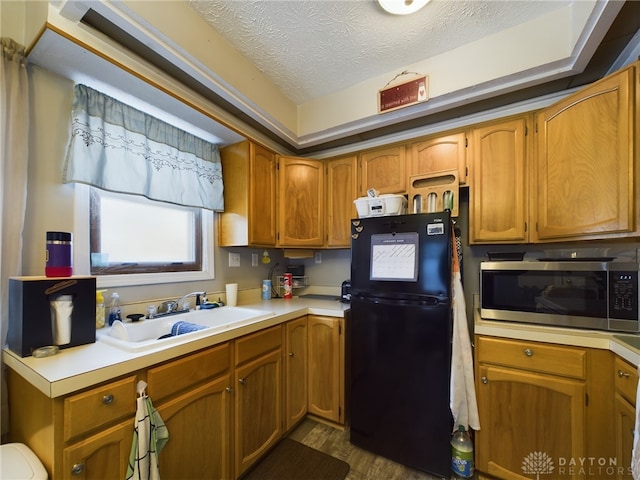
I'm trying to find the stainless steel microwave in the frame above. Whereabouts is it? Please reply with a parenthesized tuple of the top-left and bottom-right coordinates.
(480, 260, 640, 332)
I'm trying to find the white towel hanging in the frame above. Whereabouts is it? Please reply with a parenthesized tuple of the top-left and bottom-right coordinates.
(449, 233, 480, 432)
(126, 380, 169, 480)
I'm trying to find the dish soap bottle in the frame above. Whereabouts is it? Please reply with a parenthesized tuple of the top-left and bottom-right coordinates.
(96, 289, 106, 328)
(451, 425, 474, 478)
(108, 292, 122, 326)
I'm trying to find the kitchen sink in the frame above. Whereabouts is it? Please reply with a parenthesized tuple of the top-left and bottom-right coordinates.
(96, 306, 275, 352)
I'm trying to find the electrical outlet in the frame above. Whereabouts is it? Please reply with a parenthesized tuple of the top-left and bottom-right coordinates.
(228, 252, 241, 267)
(252, 253, 258, 267)
(315, 252, 322, 264)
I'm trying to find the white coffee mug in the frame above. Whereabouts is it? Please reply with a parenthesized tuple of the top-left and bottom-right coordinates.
(225, 283, 238, 307)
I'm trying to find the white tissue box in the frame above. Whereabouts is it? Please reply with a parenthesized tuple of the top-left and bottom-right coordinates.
(353, 194, 407, 218)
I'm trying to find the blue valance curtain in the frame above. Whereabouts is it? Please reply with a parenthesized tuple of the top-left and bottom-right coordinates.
(63, 84, 224, 211)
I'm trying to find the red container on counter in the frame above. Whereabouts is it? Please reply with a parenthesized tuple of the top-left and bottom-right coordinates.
(283, 273, 293, 299)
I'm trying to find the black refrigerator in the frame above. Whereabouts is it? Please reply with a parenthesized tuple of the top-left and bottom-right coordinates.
(349, 211, 452, 478)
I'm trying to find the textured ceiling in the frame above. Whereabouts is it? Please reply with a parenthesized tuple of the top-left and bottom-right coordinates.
(187, 0, 570, 105)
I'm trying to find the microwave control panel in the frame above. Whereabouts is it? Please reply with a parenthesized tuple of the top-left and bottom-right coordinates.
(609, 270, 639, 320)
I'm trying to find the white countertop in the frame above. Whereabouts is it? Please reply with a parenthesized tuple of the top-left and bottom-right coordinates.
(3, 297, 349, 398)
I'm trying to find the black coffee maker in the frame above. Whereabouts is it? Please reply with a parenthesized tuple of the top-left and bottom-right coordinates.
(340, 280, 351, 303)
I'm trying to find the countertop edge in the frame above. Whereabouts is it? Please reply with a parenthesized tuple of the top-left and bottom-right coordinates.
(3, 299, 348, 398)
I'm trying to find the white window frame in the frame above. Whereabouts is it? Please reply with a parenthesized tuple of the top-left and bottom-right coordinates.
(73, 183, 215, 288)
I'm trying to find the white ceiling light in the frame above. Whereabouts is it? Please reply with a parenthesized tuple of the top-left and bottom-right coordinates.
(377, 0, 431, 15)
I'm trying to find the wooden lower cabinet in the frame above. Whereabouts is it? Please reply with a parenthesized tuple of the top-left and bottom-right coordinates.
(7, 369, 137, 480)
(615, 393, 635, 480)
(156, 377, 232, 480)
(475, 336, 614, 480)
(234, 326, 283, 477)
(477, 364, 585, 479)
(8, 316, 348, 480)
(307, 315, 344, 424)
(614, 356, 638, 480)
(147, 342, 233, 480)
(284, 316, 308, 431)
(62, 420, 131, 480)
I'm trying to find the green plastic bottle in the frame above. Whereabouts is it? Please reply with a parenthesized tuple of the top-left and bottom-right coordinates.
(451, 425, 474, 478)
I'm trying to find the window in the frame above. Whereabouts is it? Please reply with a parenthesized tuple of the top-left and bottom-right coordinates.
(90, 188, 203, 275)
(73, 184, 214, 288)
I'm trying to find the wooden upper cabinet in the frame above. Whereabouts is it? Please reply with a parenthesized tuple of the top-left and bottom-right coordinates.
(278, 156, 325, 247)
(532, 64, 636, 242)
(409, 131, 467, 184)
(326, 155, 358, 248)
(359, 145, 407, 196)
(469, 116, 530, 244)
(219, 141, 277, 247)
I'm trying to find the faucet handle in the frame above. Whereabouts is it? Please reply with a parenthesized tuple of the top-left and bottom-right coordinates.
(159, 301, 177, 313)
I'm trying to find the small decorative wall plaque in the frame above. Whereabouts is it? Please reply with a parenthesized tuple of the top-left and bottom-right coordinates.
(379, 72, 428, 113)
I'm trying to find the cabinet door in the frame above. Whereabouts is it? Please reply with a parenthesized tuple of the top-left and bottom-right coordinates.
(469, 116, 529, 244)
(284, 316, 308, 431)
(308, 315, 343, 424)
(615, 393, 635, 480)
(249, 143, 278, 246)
(278, 156, 324, 247)
(326, 155, 358, 247)
(533, 65, 635, 242)
(63, 420, 131, 480)
(409, 131, 467, 184)
(235, 349, 283, 476)
(156, 376, 232, 480)
(219, 141, 277, 247)
(476, 364, 585, 480)
(359, 145, 407, 196)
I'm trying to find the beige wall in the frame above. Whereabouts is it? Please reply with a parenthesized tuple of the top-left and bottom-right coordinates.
(1, 1, 48, 48)
(21, 65, 348, 314)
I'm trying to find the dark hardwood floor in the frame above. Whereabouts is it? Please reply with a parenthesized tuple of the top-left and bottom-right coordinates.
(287, 418, 450, 480)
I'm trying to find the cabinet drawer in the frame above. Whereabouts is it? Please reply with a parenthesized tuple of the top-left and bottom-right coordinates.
(235, 325, 281, 366)
(148, 343, 230, 403)
(64, 375, 137, 441)
(477, 336, 586, 379)
(614, 356, 639, 405)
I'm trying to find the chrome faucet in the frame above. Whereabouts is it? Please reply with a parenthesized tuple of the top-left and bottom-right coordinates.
(176, 291, 207, 311)
(153, 291, 206, 318)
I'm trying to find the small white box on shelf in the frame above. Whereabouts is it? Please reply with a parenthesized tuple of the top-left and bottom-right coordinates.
(353, 194, 407, 218)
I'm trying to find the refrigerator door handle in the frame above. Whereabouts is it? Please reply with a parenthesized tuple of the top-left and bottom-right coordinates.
(352, 293, 446, 307)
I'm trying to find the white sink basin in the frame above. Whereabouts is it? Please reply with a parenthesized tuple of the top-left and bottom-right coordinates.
(96, 306, 275, 352)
